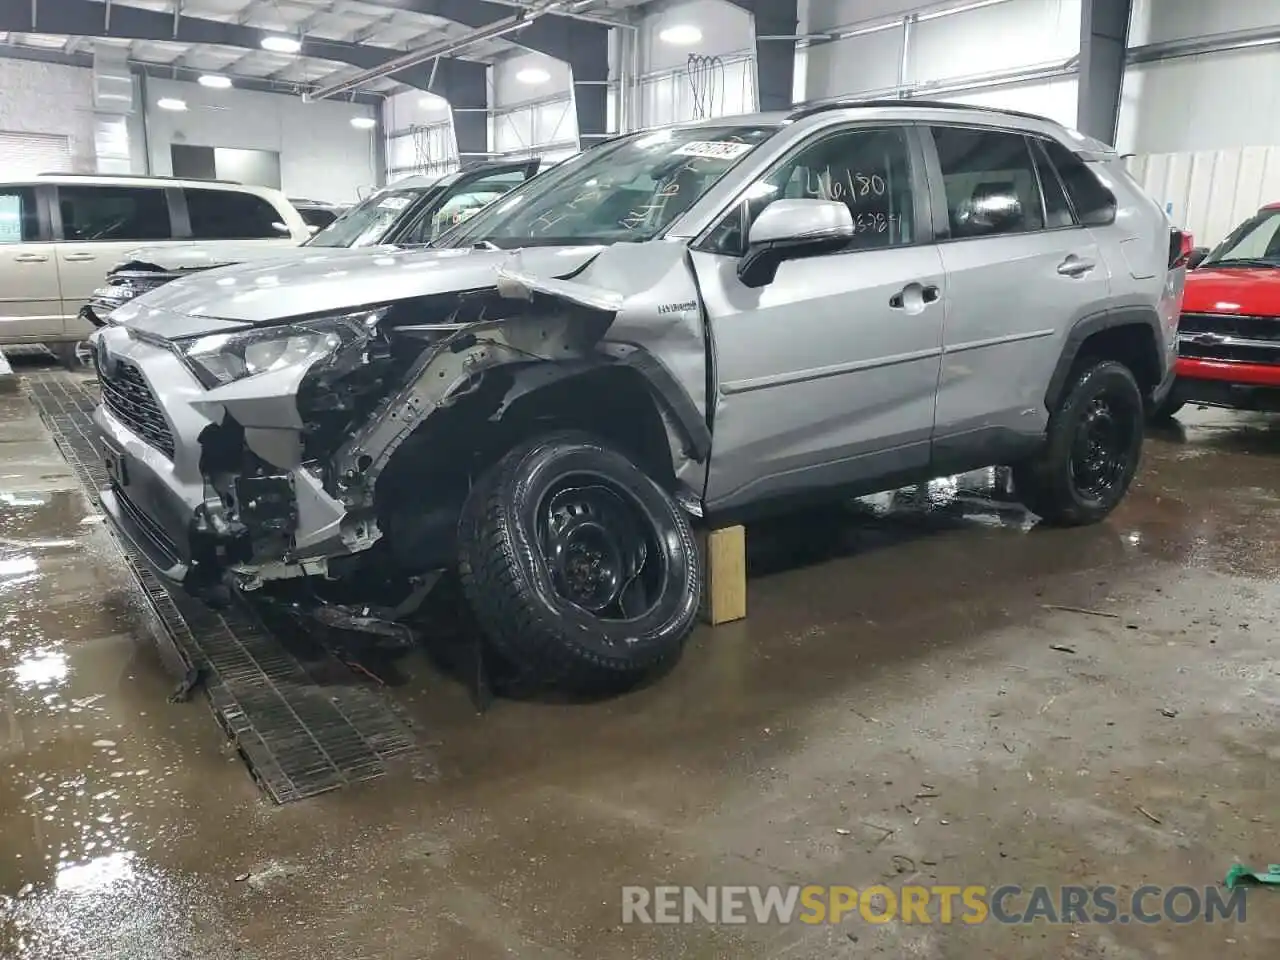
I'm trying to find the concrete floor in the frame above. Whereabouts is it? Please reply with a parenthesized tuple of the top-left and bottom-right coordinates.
(0, 377, 1277, 959)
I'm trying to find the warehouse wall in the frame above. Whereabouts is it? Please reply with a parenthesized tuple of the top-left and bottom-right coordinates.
(490, 51, 579, 161)
(805, 0, 1081, 127)
(143, 77, 378, 203)
(1117, 0, 1280, 155)
(384, 90, 457, 181)
(0, 59, 97, 173)
(1117, 0, 1280, 243)
(634, 0, 757, 128)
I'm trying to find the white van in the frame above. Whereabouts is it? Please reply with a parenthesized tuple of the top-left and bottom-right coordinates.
(0, 173, 309, 361)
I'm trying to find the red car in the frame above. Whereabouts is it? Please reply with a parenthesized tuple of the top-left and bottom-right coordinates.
(1157, 203, 1280, 417)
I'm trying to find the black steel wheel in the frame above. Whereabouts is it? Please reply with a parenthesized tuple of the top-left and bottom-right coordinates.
(458, 431, 701, 692)
(1069, 394, 1137, 503)
(1014, 360, 1145, 526)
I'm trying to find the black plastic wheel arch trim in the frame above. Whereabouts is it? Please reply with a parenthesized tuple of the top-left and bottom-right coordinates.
(1044, 305, 1167, 411)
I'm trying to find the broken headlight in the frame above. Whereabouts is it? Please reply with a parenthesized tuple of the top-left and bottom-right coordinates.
(174, 308, 387, 389)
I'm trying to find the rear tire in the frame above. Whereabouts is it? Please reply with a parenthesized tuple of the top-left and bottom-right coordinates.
(457, 431, 701, 693)
(1014, 359, 1144, 526)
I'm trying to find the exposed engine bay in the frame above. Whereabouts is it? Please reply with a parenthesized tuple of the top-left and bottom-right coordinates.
(92, 244, 712, 653)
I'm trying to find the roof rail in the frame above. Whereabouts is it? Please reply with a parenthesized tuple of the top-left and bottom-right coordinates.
(37, 172, 243, 185)
(786, 98, 1051, 125)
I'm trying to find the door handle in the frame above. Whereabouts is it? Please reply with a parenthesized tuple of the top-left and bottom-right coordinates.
(63, 252, 96, 262)
(1057, 255, 1095, 277)
(889, 283, 941, 309)
(13, 253, 48, 263)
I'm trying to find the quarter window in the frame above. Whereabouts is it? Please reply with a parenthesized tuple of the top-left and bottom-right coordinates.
(185, 189, 291, 239)
(0, 187, 40, 243)
(708, 126, 915, 256)
(931, 127, 1045, 238)
(58, 186, 172, 241)
(1039, 138, 1117, 226)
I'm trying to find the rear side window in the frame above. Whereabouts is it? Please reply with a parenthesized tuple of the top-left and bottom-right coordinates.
(931, 127, 1044, 238)
(1039, 138, 1116, 226)
(184, 189, 290, 239)
(1031, 141, 1076, 228)
(0, 187, 40, 243)
(58, 186, 171, 241)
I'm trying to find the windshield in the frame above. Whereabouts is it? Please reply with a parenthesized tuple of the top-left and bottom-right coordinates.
(1204, 209, 1280, 266)
(442, 124, 778, 248)
(305, 188, 434, 248)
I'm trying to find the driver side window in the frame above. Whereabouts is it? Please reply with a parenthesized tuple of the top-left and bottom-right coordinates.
(706, 126, 915, 257)
(399, 171, 526, 245)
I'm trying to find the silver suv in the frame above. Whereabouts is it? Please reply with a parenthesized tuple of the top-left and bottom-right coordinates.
(90, 101, 1183, 691)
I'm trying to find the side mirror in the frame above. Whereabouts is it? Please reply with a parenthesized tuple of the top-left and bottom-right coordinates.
(738, 199, 854, 288)
(1187, 247, 1209, 269)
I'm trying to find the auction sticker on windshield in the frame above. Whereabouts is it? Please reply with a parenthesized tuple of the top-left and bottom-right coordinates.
(378, 196, 412, 210)
(673, 141, 754, 160)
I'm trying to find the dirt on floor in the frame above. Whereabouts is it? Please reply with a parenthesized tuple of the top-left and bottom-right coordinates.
(0, 377, 1276, 959)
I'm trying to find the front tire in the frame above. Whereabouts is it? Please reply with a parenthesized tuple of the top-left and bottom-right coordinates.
(457, 431, 701, 692)
(1014, 360, 1144, 526)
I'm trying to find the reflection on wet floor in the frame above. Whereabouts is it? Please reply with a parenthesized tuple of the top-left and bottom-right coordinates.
(1, 376, 1278, 959)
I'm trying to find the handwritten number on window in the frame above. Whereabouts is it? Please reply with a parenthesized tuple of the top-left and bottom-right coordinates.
(804, 168, 887, 204)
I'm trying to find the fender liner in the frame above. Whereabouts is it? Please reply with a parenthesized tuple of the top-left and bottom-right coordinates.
(1044, 305, 1168, 410)
(496, 345, 712, 463)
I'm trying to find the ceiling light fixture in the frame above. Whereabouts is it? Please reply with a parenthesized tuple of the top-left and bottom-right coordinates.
(260, 35, 301, 54)
(658, 24, 702, 45)
(157, 98, 188, 111)
(350, 116, 377, 129)
(198, 74, 232, 89)
(516, 67, 551, 85)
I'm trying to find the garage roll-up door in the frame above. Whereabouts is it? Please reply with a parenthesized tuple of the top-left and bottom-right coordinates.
(0, 131, 72, 178)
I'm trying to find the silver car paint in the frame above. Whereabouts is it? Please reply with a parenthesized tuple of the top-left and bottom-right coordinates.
(108, 245, 605, 330)
(93, 104, 1175, 585)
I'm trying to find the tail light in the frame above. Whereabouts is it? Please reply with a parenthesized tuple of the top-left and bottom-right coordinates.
(1169, 228, 1194, 268)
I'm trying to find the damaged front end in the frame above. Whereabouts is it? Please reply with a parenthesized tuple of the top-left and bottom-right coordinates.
(180, 277, 621, 616)
(84, 263, 201, 327)
(97, 242, 710, 648)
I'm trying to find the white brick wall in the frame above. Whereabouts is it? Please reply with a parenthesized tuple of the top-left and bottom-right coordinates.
(0, 59, 97, 173)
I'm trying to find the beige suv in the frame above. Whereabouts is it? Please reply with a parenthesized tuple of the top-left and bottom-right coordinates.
(0, 173, 309, 361)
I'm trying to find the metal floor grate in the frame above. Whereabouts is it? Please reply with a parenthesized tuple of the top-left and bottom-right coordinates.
(24, 369, 422, 803)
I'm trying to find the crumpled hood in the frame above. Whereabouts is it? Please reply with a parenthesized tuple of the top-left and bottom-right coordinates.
(1183, 267, 1280, 317)
(113, 245, 606, 334)
(120, 240, 308, 271)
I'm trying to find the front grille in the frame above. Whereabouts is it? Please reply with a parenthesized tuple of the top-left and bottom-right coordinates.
(100, 359, 175, 458)
(1179, 340, 1280, 364)
(1177, 312, 1280, 366)
(1180, 312, 1280, 342)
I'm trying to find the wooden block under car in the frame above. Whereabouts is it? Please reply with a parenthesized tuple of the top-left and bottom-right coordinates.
(698, 524, 746, 625)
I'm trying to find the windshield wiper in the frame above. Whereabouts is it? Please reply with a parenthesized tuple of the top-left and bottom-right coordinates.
(1205, 257, 1280, 268)
(472, 240, 500, 251)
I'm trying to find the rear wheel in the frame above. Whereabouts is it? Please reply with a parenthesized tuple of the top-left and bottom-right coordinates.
(1014, 359, 1144, 526)
(457, 431, 701, 692)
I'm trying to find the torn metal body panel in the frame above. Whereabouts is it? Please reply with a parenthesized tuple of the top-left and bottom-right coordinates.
(89, 237, 713, 605)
